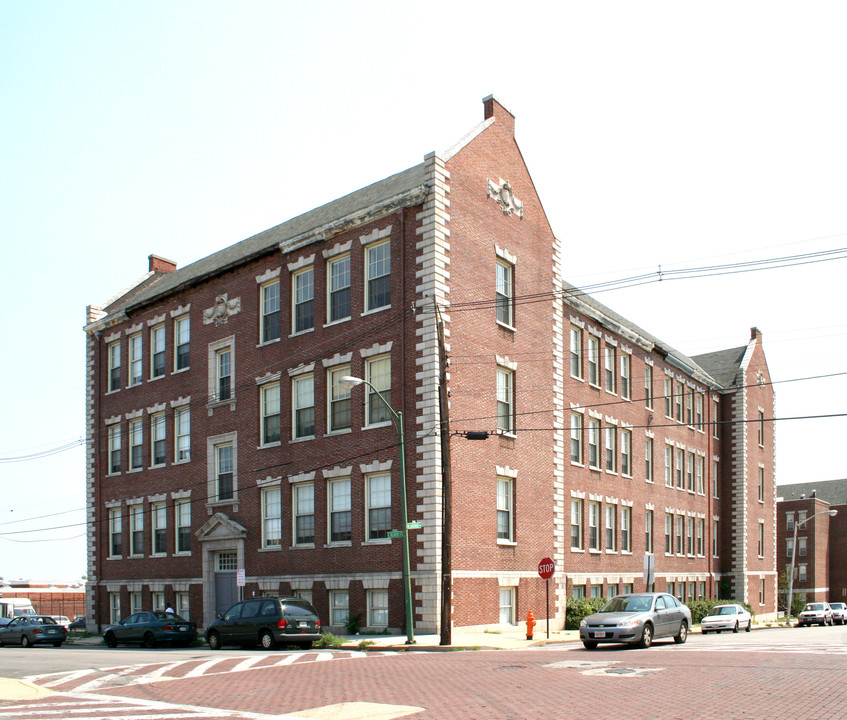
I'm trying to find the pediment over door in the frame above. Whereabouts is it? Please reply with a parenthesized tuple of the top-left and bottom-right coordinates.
(196, 512, 248, 542)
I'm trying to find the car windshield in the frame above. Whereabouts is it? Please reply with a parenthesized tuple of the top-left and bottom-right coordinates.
(716, 606, 737, 615)
(152, 612, 184, 621)
(805, 604, 824, 611)
(600, 596, 653, 613)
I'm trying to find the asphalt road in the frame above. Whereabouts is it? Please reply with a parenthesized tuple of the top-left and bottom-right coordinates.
(2, 625, 846, 719)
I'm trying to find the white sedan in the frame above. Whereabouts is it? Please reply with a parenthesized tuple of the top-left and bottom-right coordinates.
(700, 604, 752, 634)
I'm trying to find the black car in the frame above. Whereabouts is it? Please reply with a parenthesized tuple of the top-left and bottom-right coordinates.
(0, 615, 68, 647)
(68, 616, 87, 631)
(206, 597, 321, 650)
(103, 611, 198, 648)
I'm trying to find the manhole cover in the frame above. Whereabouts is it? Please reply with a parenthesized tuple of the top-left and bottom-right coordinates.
(605, 668, 637, 675)
(497, 665, 528, 670)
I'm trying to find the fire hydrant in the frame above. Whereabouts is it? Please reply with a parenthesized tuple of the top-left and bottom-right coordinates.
(526, 610, 536, 640)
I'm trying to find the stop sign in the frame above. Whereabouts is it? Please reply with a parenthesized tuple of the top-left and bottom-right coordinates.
(538, 557, 555, 579)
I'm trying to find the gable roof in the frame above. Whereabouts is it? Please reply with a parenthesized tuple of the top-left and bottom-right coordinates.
(690, 346, 748, 388)
(105, 162, 428, 316)
(777, 479, 847, 505)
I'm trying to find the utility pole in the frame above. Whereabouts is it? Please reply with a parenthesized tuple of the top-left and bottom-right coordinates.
(435, 298, 453, 646)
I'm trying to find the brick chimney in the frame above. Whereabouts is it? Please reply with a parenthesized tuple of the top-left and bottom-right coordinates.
(149, 254, 177, 274)
(750, 327, 762, 342)
(482, 94, 516, 135)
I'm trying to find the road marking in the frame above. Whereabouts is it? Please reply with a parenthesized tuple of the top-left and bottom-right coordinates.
(288, 701, 425, 719)
(679, 642, 847, 655)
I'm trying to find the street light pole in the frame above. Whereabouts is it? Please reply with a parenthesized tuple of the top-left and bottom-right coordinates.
(339, 375, 415, 645)
(785, 507, 837, 624)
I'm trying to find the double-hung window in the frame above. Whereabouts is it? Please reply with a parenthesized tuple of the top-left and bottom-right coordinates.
(570, 412, 583, 464)
(108, 425, 121, 474)
(758, 467, 765, 502)
(499, 587, 516, 625)
(588, 418, 600, 469)
(151, 412, 166, 466)
(620, 428, 632, 476)
(368, 590, 389, 628)
(150, 324, 165, 379)
(621, 506, 631, 552)
(330, 591, 349, 626)
(588, 501, 600, 551)
(108, 507, 122, 557)
(674, 382, 683, 422)
(108, 342, 121, 392)
(686, 452, 694, 491)
(605, 505, 616, 551)
(620, 353, 631, 399)
(129, 419, 143, 471)
(129, 503, 143, 556)
(261, 383, 281, 445)
(366, 356, 391, 426)
(327, 255, 351, 323)
(664, 377, 673, 417)
(697, 518, 705, 556)
(644, 364, 653, 409)
(664, 445, 673, 487)
(293, 483, 315, 545)
(328, 478, 352, 542)
(129, 333, 142, 386)
(687, 517, 695, 555)
(175, 406, 190, 462)
(152, 501, 166, 555)
(675, 448, 684, 488)
(260, 280, 281, 342)
(713, 519, 720, 557)
(645, 436, 654, 481)
(497, 476, 514, 542)
(604, 345, 616, 393)
(695, 393, 704, 431)
(645, 509, 654, 553)
(174, 315, 190, 370)
(797, 536, 807, 558)
(696, 456, 705, 494)
(175, 499, 191, 553)
(328, 366, 352, 432)
(495, 260, 514, 327)
(366, 241, 391, 311)
(216, 348, 232, 401)
(496, 367, 514, 434)
(216, 444, 234, 501)
(262, 486, 282, 548)
(676, 515, 684, 554)
(293, 267, 314, 333)
(366, 473, 391, 540)
(292, 374, 315, 439)
(570, 326, 582, 378)
(571, 498, 583, 549)
(587, 336, 600, 386)
(665, 515, 672, 554)
(605, 426, 616, 472)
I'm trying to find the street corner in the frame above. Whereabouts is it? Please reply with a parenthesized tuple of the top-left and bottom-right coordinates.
(0, 677, 54, 702)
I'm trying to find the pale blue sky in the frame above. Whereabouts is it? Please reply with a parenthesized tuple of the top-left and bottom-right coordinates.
(2, 1, 846, 581)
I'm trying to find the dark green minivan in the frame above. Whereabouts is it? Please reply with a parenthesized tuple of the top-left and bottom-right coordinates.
(205, 597, 321, 650)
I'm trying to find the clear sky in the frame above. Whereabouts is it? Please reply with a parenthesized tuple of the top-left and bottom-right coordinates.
(2, 1, 845, 582)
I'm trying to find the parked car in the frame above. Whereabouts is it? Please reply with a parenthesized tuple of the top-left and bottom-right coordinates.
(50, 615, 71, 629)
(579, 592, 691, 649)
(103, 611, 198, 648)
(68, 616, 87, 632)
(0, 615, 68, 647)
(205, 597, 322, 650)
(797, 602, 833, 627)
(829, 602, 847, 625)
(700, 604, 752, 634)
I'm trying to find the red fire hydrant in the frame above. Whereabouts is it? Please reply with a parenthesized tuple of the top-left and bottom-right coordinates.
(526, 610, 536, 640)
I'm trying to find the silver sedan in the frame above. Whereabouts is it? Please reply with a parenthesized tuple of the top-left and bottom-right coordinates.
(580, 593, 692, 649)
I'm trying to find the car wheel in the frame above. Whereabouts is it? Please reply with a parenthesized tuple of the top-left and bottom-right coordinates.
(21, 635, 31, 648)
(716, 629, 721, 634)
(105, 632, 118, 648)
(143, 632, 157, 649)
(674, 621, 688, 644)
(702, 630, 708, 635)
(639, 623, 654, 649)
(207, 631, 222, 650)
(746, 620, 752, 632)
(297, 641, 313, 650)
(52, 641, 63, 648)
(733, 621, 739, 633)
(582, 641, 598, 650)
(260, 631, 276, 650)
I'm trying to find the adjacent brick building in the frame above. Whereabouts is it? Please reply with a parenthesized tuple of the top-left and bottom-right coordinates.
(83, 96, 778, 634)
(776, 480, 846, 606)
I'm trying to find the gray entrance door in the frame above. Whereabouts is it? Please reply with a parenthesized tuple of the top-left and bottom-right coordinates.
(215, 572, 238, 617)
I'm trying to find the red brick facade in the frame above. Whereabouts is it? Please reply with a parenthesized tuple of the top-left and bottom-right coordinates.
(84, 97, 777, 635)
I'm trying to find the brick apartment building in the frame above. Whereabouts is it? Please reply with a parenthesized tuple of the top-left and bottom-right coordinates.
(83, 96, 777, 634)
(776, 480, 847, 606)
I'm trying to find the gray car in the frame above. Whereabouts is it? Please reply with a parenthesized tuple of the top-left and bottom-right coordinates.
(205, 597, 322, 650)
(580, 593, 691, 649)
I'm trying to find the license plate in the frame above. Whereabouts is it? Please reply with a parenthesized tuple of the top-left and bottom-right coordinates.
(298, 622, 309, 628)
(46, 629, 57, 634)
(594, 631, 606, 638)
(177, 625, 188, 631)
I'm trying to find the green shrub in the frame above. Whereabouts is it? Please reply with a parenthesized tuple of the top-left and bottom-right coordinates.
(344, 613, 361, 635)
(315, 632, 344, 648)
(565, 597, 607, 630)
